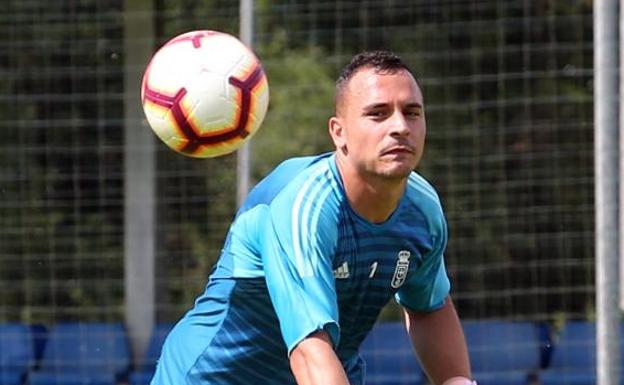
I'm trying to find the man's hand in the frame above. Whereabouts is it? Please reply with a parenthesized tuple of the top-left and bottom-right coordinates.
(442, 377, 477, 385)
(289, 330, 350, 385)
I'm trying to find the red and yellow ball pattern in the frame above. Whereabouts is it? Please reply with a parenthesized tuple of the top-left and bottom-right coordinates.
(141, 30, 269, 158)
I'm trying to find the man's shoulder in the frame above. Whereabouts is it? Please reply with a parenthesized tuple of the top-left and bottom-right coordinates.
(256, 154, 342, 261)
(407, 171, 441, 199)
(274, 153, 333, 183)
(404, 171, 445, 218)
(271, 154, 342, 211)
(402, 173, 448, 256)
(265, 153, 338, 199)
(241, 152, 339, 212)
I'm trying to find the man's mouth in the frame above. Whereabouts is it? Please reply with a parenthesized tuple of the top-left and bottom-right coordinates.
(381, 145, 415, 156)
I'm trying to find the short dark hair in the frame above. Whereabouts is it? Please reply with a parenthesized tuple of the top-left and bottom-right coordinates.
(334, 51, 418, 115)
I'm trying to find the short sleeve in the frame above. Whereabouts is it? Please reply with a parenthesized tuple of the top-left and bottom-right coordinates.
(395, 214, 450, 312)
(260, 171, 341, 355)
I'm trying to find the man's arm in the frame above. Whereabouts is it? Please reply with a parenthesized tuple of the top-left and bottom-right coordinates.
(404, 296, 472, 385)
(290, 331, 350, 385)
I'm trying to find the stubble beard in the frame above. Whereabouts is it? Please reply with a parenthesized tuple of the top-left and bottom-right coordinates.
(362, 159, 415, 183)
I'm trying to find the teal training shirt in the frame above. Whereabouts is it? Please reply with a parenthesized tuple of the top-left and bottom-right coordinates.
(151, 152, 450, 385)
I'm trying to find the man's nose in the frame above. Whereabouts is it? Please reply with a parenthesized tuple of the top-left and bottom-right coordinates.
(389, 111, 410, 136)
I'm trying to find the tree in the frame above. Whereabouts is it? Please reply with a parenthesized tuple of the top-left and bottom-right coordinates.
(252, 33, 336, 180)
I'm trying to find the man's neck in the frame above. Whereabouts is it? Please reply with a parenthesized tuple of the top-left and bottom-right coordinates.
(335, 156, 407, 224)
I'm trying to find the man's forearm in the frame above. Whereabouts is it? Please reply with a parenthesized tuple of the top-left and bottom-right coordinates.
(289, 331, 350, 385)
(405, 297, 472, 385)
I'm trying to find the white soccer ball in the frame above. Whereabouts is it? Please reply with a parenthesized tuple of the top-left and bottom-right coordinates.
(141, 30, 269, 158)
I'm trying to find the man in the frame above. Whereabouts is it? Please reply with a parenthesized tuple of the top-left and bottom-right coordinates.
(151, 51, 474, 385)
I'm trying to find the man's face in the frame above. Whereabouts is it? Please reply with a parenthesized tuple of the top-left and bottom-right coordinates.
(331, 67, 426, 181)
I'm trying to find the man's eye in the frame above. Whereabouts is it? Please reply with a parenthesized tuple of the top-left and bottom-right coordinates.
(366, 111, 385, 117)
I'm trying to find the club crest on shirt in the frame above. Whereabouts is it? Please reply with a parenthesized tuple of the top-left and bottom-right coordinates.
(391, 250, 411, 288)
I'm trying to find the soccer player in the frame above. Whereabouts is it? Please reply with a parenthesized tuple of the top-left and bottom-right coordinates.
(151, 50, 474, 385)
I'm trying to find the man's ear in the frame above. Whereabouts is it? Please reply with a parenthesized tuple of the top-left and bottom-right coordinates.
(328, 116, 347, 151)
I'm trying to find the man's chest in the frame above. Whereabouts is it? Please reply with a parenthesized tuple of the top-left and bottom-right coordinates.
(331, 221, 433, 296)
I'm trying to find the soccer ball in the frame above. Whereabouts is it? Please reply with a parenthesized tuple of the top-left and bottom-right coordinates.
(141, 30, 269, 158)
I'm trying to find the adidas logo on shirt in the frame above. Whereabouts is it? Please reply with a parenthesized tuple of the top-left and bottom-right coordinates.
(333, 261, 350, 279)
